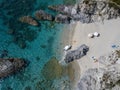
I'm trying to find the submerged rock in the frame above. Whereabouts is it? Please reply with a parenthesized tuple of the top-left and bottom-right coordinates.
(64, 44, 89, 63)
(19, 16, 38, 26)
(41, 57, 63, 80)
(35, 10, 54, 21)
(0, 58, 26, 78)
(0, 50, 8, 58)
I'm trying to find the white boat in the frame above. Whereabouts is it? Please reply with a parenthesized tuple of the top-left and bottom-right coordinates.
(63, 45, 72, 51)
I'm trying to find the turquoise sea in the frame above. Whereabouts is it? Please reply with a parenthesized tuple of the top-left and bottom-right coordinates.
(0, 0, 78, 90)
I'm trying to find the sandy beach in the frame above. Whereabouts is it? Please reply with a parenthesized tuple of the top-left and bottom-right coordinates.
(71, 18, 120, 76)
(60, 18, 120, 89)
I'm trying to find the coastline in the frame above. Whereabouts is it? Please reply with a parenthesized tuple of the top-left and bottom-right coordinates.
(71, 18, 120, 88)
(59, 18, 120, 89)
(59, 23, 81, 89)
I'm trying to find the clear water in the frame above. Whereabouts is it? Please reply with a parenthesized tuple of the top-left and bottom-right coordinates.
(0, 0, 78, 90)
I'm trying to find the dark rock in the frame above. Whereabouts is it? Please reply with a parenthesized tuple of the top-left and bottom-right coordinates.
(19, 16, 38, 26)
(0, 50, 8, 58)
(55, 14, 71, 23)
(64, 44, 89, 63)
(40, 45, 47, 48)
(7, 29, 15, 35)
(36, 56, 41, 61)
(35, 10, 54, 21)
(24, 86, 31, 90)
(0, 58, 26, 78)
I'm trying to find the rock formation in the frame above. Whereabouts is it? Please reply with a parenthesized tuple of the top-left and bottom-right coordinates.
(98, 51, 118, 66)
(64, 44, 89, 63)
(35, 10, 54, 21)
(78, 64, 120, 90)
(48, 5, 75, 15)
(48, 0, 120, 23)
(19, 16, 38, 26)
(0, 58, 26, 78)
(18, 0, 120, 24)
(77, 51, 120, 90)
(55, 14, 71, 23)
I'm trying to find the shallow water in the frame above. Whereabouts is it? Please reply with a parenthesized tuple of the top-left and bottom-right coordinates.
(0, 0, 78, 90)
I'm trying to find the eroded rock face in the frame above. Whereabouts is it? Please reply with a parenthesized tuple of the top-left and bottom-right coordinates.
(19, 16, 38, 26)
(77, 50, 120, 90)
(0, 58, 26, 78)
(98, 51, 119, 66)
(77, 64, 120, 90)
(35, 10, 54, 21)
(48, 0, 120, 23)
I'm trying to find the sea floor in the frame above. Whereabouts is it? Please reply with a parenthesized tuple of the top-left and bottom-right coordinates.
(0, 0, 78, 90)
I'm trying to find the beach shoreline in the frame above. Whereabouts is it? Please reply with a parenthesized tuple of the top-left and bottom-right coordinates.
(59, 18, 120, 89)
(58, 23, 81, 89)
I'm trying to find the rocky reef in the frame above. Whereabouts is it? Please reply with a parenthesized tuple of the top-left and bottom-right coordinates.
(41, 57, 63, 80)
(1, 0, 119, 49)
(64, 44, 89, 63)
(77, 51, 120, 90)
(0, 0, 38, 49)
(35, 10, 54, 21)
(16, 0, 120, 25)
(37, 57, 76, 90)
(0, 58, 26, 78)
(19, 16, 38, 26)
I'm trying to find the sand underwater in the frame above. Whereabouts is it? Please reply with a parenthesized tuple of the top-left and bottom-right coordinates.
(0, 0, 79, 90)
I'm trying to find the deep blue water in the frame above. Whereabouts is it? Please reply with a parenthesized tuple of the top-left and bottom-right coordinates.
(0, 0, 77, 90)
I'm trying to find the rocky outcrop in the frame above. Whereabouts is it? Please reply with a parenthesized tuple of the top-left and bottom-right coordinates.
(19, 16, 38, 26)
(77, 50, 120, 90)
(64, 44, 89, 63)
(35, 10, 54, 21)
(0, 58, 26, 78)
(78, 64, 120, 90)
(55, 14, 71, 23)
(98, 51, 118, 66)
(48, 0, 120, 23)
(16, 0, 119, 25)
(48, 5, 75, 16)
